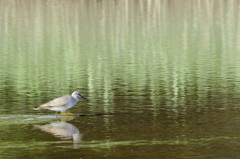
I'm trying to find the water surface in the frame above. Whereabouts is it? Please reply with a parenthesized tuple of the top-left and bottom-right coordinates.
(1, 0, 240, 158)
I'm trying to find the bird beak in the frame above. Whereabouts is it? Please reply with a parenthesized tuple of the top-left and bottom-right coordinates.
(80, 94, 89, 101)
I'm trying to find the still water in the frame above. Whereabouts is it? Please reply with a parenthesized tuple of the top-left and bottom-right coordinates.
(1, 0, 240, 158)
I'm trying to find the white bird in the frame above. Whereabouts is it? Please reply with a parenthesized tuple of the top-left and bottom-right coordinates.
(33, 91, 88, 115)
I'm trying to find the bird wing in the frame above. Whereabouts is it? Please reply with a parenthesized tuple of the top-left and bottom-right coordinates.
(38, 95, 72, 108)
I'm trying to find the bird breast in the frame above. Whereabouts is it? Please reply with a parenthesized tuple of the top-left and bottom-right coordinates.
(66, 98, 78, 108)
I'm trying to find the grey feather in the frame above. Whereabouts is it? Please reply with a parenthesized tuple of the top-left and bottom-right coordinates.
(33, 91, 88, 112)
(40, 95, 72, 108)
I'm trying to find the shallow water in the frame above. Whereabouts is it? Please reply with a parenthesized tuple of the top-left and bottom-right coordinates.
(1, 0, 240, 158)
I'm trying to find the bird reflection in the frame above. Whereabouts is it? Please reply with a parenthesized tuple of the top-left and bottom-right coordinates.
(35, 120, 82, 148)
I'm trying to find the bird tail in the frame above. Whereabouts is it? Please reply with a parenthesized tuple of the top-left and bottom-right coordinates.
(33, 106, 40, 110)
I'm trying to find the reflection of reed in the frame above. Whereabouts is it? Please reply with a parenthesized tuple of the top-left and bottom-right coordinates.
(35, 121, 82, 144)
(0, 1, 240, 116)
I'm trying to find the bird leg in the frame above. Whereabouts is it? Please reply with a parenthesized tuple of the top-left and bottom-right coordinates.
(55, 111, 58, 118)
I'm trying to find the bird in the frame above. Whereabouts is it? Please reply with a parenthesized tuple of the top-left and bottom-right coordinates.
(33, 91, 88, 116)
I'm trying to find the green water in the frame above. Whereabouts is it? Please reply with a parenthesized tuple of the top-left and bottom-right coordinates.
(1, 0, 240, 158)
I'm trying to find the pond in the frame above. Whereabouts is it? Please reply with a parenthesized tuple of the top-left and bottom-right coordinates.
(1, 0, 240, 158)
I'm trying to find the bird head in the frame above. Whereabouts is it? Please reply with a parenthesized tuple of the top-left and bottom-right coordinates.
(72, 91, 89, 101)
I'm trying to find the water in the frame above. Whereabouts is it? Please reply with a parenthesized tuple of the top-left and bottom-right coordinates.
(1, 0, 240, 158)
